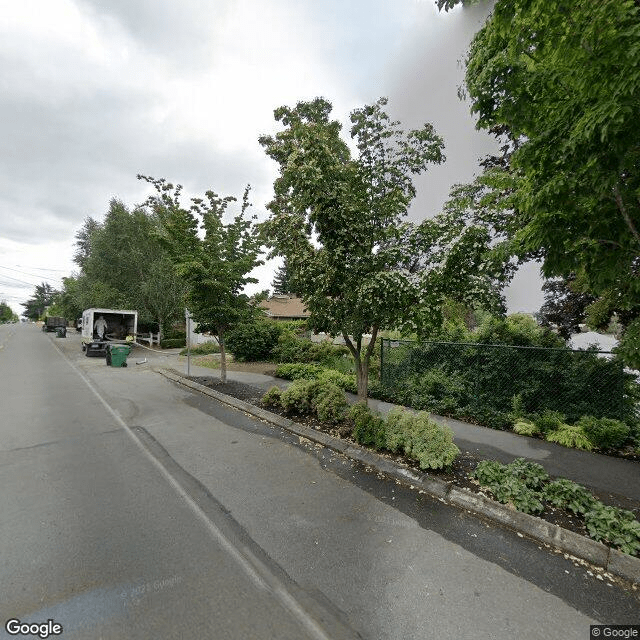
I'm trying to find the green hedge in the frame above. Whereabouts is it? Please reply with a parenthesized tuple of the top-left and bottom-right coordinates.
(160, 338, 186, 349)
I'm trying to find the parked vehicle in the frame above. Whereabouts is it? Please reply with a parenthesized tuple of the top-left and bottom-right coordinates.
(42, 316, 67, 332)
(81, 308, 137, 357)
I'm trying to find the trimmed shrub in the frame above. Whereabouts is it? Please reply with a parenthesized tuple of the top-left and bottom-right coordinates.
(225, 320, 283, 361)
(348, 403, 386, 449)
(576, 415, 630, 450)
(541, 479, 598, 515)
(280, 379, 315, 414)
(513, 419, 540, 436)
(261, 386, 282, 408)
(546, 425, 594, 451)
(275, 363, 324, 381)
(273, 333, 351, 364)
(584, 504, 640, 556)
(384, 407, 410, 453)
(404, 413, 460, 470)
(312, 383, 349, 424)
(318, 369, 357, 394)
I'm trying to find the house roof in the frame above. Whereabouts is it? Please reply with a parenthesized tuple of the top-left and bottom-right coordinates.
(258, 296, 309, 319)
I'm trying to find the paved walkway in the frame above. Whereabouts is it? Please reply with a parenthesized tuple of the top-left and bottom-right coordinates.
(139, 348, 640, 507)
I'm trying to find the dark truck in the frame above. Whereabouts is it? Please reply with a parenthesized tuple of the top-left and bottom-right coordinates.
(42, 316, 67, 333)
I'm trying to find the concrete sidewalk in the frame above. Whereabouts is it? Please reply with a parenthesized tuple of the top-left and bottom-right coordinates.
(150, 351, 640, 506)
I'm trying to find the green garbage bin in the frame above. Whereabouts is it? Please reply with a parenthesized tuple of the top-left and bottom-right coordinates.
(56, 327, 67, 338)
(106, 344, 130, 367)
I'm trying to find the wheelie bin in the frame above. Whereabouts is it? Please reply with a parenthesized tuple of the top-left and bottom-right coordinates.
(106, 344, 130, 367)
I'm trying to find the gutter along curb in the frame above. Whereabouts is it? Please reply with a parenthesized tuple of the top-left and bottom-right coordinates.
(158, 368, 640, 587)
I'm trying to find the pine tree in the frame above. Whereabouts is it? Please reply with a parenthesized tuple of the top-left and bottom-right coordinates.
(271, 258, 295, 296)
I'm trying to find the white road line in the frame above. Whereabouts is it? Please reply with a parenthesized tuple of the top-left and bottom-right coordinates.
(49, 339, 339, 640)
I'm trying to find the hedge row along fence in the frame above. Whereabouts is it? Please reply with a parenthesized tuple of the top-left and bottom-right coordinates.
(379, 339, 638, 430)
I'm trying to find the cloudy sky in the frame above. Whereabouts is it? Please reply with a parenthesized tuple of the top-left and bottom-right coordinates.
(0, 0, 543, 316)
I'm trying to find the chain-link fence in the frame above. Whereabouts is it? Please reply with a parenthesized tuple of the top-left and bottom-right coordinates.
(379, 339, 637, 428)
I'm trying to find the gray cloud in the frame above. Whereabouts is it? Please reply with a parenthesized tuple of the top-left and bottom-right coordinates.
(0, 0, 543, 314)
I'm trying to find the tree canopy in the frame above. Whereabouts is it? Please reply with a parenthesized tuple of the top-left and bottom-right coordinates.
(260, 97, 503, 401)
(139, 175, 263, 382)
(60, 199, 187, 334)
(0, 301, 16, 323)
(440, 0, 640, 365)
(21, 282, 56, 320)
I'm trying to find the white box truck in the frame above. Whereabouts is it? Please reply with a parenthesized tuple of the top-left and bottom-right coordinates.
(81, 308, 137, 357)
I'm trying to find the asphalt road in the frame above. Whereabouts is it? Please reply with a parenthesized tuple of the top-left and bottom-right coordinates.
(1, 324, 638, 639)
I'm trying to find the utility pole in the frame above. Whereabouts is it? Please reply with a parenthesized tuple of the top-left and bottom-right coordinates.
(185, 308, 191, 377)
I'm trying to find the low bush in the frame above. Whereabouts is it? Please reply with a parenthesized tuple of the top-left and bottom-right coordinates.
(275, 363, 325, 380)
(312, 383, 349, 424)
(400, 368, 468, 416)
(261, 386, 282, 407)
(272, 334, 314, 363)
(164, 330, 186, 341)
(584, 504, 640, 556)
(473, 458, 548, 490)
(541, 479, 598, 515)
(472, 460, 544, 513)
(575, 416, 630, 450)
(279, 378, 350, 425)
(472, 460, 508, 487)
(546, 425, 594, 451)
(512, 419, 539, 436)
(384, 407, 410, 453)
(507, 458, 549, 489)
(490, 476, 545, 514)
(403, 412, 460, 470)
(533, 410, 566, 435)
(180, 341, 220, 355)
(160, 338, 186, 349)
(349, 403, 386, 449)
(318, 369, 357, 394)
(280, 379, 315, 414)
(226, 320, 283, 361)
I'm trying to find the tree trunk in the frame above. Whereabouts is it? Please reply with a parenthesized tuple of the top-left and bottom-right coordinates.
(343, 325, 379, 406)
(356, 357, 369, 403)
(218, 327, 227, 383)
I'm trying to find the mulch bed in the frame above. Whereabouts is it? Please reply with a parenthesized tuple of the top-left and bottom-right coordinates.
(186, 375, 638, 542)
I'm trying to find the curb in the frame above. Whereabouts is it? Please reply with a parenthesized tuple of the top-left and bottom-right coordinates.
(158, 367, 640, 586)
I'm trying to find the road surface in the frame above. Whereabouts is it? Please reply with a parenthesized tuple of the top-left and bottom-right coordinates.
(0, 323, 638, 639)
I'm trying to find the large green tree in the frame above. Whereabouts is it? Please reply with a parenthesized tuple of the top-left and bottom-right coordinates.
(0, 301, 16, 323)
(259, 97, 503, 402)
(440, 0, 640, 365)
(270, 257, 297, 296)
(139, 175, 263, 382)
(537, 276, 597, 340)
(21, 282, 56, 320)
(71, 199, 187, 335)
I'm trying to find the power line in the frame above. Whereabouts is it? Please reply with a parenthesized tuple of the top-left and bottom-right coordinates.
(0, 274, 37, 287)
(15, 265, 69, 273)
(0, 265, 64, 281)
